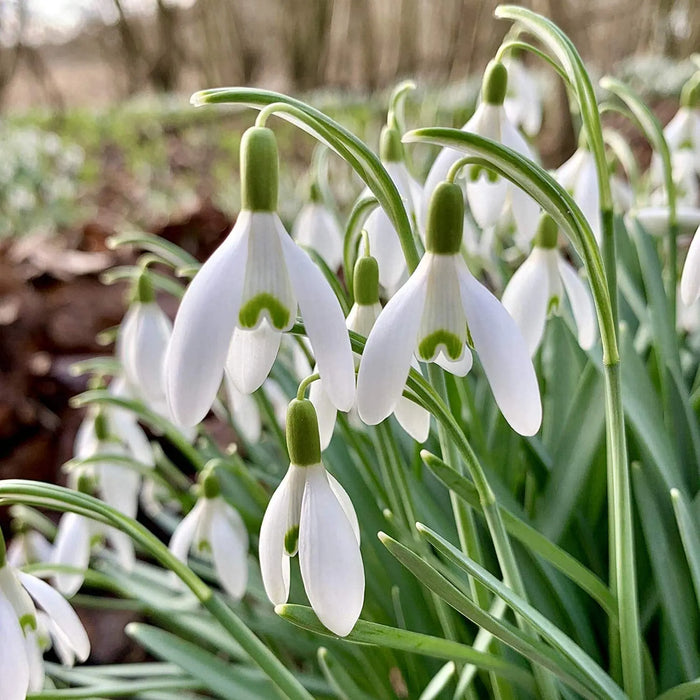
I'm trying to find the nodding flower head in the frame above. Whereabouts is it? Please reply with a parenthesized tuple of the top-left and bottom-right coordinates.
(357, 181, 542, 436)
(259, 399, 364, 636)
(165, 126, 355, 428)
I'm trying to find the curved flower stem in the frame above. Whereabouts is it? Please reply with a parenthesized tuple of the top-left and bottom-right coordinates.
(495, 40, 571, 86)
(296, 373, 321, 400)
(343, 196, 378, 301)
(0, 480, 314, 700)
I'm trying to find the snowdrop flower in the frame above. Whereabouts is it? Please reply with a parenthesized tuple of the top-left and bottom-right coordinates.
(357, 182, 541, 436)
(681, 224, 700, 305)
(364, 126, 419, 291)
(0, 534, 90, 699)
(555, 144, 601, 243)
(503, 56, 543, 137)
(663, 74, 700, 173)
(52, 477, 134, 596)
(310, 253, 430, 447)
(6, 529, 52, 569)
(632, 205, 700, 237)
(169, 470, 248, 600)
(292, 182, 343, 270)
(259, 399, 363, 636)
(423, 61, 539, 247)
(117, 273, 173, 410)
(502, 214, 596, 355)
(224, 374, 288, 444)
(165, 127, 354, 427)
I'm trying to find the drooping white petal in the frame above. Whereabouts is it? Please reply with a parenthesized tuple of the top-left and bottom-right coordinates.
(7, 531, 53, 569)
(278, 221, 355, 412)
(502, 249, 551, 356)
(107, 403, 154, 467)
(224, 375, 262, 444)
(0, 592, 30, 700)
(263, 379, 289, 428)
(209, 499, 249, 600)
(555, 148, 587, 192)
(19, 572, 90, 663)
(225, 320, 282, 395)
(557, 258, 597, 350)
(73, 413, 98, 460)
(364, 207, 407, 290)
(466, 176, 509, 230)
(259, 465, 307, 605)
(503, 58, 543, 137)
(634, 206, 700, 237)
(168, 499, 204, 563)
(309, 378, 337, 450)
(393, 382, 431, 443)
(681, 225, 700, 305)
(96, 446, 141, 519)
(573, 154, 601, 243)
(458, 260, 542, 435)
(292, 203, 343, 271)
(165, 213, 250, 427)
(356, 257, 429, 425)
(325, 471, 361, 544)
(299, 464, 364, 637)
(345, 302, 382, 340)
(25, 628, 45, 690)
(52, 513, 92, 598)
(104, 527, 135, 573)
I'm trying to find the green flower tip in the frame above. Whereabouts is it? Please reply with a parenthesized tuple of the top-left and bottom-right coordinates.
(380, 126, 404, 163)
(76, 473, 95, 495)
(482, 60, 508, 106)
(134, 271, 155, 303)
(94, 412, 109, 441)
(309, 181, 323, 203)
(201, 470, 221, 499)
(534, 213, 559, 249)
(240, 126, 279, 212)
(425, 182, 464, 255)
(681, 73, 700, 109)
(286, 398, 321, 467)
(353, 255, 379, 305)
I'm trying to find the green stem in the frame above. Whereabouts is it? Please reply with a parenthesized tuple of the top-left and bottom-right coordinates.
(0, 481, 314, 700)
(297, 373, 321, 400)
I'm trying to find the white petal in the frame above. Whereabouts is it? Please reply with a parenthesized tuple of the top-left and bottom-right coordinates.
(119, 302, 172, 407)
(168, 500, 204, 563)
(0, 592, 30, 700)
(107, 407, 154, 466)
(573, 155, 601, 243)
(501, 249, 550, 356)
(263, 379, 289, 428)
(96, 450, 141, 520)
(309, 378, 337, 450)
(325, 471, 361, 544)
(557, 258, 597, 350)
(458, 261, 542, 435)
(224, 376, 262, 443)
(165, 213, 250, 426)
(356, 257, 429, 425)
(25, 629, 45, 690)
(278, 222, 355, 412)
(364, 207, 407, 290)
(634, 206, 700, 237)
(466, 176, 508, 229)
(19, 573, 90, 662)
(52, 513, 91, 598)
(299, 465, 364, 637)
(226, 320, 282, 395)
(392, 376, 431, 443)
(434, 346, 473, 376)
(210, 500, 249, 600)
(259, 469, 296, 605)
(555, 148, 587, 191)
(73, 413, 97, 460)
(681, 225, 700, 305)
(104, 527, 135, 572)
(293, 203, 344, 271)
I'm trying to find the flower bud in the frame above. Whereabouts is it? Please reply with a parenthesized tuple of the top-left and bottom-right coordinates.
(425, 182, 464, 255)
(201, 469, 221, 499)
(482, 60, 508, 106)
(380, 126, 404, 163)
(134, 271, 155, 304)
(241, 126, 279, 212)
(534, 213, 559, 249)
(353, 255, 380, 305)
(94, 411, 109, 441)
(286, 399, 321, 466)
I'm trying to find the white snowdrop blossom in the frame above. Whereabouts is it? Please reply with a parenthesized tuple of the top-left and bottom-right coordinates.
(117, 274, 173, 411)
(503, 57, 543, 137)
(681, 224, 700, 305)
(423, 60, 539, 248)
(663, 76, 700, 174)
(165, 127, 354, 428)
(224, 375, 288, 444)
(292, 184, 343, 271)
(169, 472, 249, 600)
(632, 205, 700, 237)
(310, 254, 431, 448)
(259, 399, 363, 637)
(502, 215, 597, 355)
(357, 182, 542, 436)
(363, 126, 419, 291)
(6, 530, 52, 569)
(0, 543, 90, 700)
(555, 145, 601, 243)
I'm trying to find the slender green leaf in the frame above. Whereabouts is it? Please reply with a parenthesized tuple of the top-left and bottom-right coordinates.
(671, 488, 700, 608)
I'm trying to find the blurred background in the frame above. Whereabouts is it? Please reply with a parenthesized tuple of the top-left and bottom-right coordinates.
(0, 0, 698, 547)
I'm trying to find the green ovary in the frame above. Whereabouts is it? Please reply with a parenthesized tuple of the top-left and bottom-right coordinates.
(284, 525, 299, 556)
(238, 293, 291, 330)
(418, 330, 463, 362)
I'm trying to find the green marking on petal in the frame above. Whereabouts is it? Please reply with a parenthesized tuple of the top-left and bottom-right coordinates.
(196, 539, 212, 555)
(19, 613, 37, 632)
(284, 525, 299, 556)
(548, 295, 560, 314)
(238, 293, 291, 330)
(418, 330, 463, 362)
